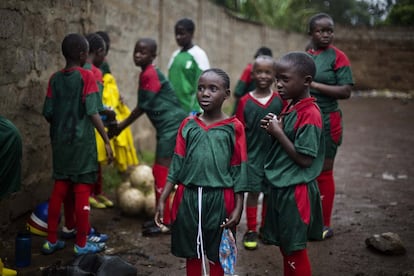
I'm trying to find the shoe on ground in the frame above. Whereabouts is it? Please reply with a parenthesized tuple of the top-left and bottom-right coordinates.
(96, 194, 114, 207)
(322, 226, 334, 239)
(89, 196, 106, 209)
(243, 231, 258, 250)
(142, 224, 170, 236)
(41, 240, 65, 255)
(143, 220, 156, 229)
(61, 226, 76, 239)
(74, 241, 106, 256)
(88, 227, 108, 243)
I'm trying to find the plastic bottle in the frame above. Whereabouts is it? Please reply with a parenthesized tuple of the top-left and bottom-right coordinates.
(15, 230, 31, 268)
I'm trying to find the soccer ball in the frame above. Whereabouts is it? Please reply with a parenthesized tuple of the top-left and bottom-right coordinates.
(129, 165, 154, 195)
(118, 187, 145, 215)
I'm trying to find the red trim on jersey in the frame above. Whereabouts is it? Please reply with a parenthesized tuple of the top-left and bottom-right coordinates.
(90, 64, 103, 84)
(234, 95, 248, 125)
(239, 63, 253, 83)
(294, 183, 310, 225)
(331, 46, 351, 70)
(140, 64, 161, 94)
(280, 97, 322, 130)
(230, 117, 248, 165)
(174, 117, 192, 157)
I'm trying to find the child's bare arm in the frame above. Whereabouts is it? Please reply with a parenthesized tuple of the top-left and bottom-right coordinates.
(90, 113, 114, 164)
(154, 181, 175, 227)
(262, 113, 313, 168)
(221, 192, 244, 229)
(109, 106, 144, 138)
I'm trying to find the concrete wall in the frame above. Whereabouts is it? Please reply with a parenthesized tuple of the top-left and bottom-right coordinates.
(0, 0, 413, 226)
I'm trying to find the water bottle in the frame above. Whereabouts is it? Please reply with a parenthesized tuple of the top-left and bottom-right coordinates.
(15, 230, 31, 268)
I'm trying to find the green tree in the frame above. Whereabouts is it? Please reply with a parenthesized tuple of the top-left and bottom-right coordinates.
(385, 0, 414, 25)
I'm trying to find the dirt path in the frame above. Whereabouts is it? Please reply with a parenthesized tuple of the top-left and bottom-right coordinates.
(1, 96, 413, 276)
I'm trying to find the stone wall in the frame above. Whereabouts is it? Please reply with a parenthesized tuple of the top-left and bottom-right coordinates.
(0, 0, 413, 225)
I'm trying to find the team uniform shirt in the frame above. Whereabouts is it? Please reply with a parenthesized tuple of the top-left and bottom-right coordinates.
(168, 115, 248, 262)
(264, 97, 324, 188)
(42, 67, 102, 183)
(234, 63, 255, 99)
(168, 115, 248, 192)
(138, 64, 187, 158)
(84, 62, 105, 108)
(235, 91, 285, 192)
(307, 45, 354, 113)
(168, 45, 210, 113)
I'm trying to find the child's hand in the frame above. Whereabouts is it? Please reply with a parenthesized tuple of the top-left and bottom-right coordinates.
(221, 211, 242, 229)
(154, 201, 165, 228)
(105, 143, 114, 164)
(107, 123, 120, 138)
(261, 113, 283, 136)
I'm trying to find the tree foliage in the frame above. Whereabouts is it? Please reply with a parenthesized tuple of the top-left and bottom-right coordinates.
(212, 0, 410, 32)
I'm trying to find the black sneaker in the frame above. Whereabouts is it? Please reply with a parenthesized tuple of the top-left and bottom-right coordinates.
(243, 231, 258, 250)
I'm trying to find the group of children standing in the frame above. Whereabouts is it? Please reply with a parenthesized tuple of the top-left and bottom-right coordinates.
(42, 12, 353, 276)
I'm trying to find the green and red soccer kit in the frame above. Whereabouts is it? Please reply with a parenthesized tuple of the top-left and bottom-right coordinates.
(262, 97, 324, 254)
(307, 45, 354, 158)
(167, 116, 248, 262)
(232, 63, 256, 114)
(234, 91, 285, 192)
(168, 45, 210, 113)
(138, 64, 187, 158)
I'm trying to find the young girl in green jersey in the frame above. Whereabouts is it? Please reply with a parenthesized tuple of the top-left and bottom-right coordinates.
(155, 68, 248, 276)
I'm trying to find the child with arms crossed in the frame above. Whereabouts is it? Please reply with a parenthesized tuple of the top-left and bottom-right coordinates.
(42, 33, 113, 255)
(260, 52, 324, 276)
(235, 55, 286, 250)
(155, 68, 248, 276)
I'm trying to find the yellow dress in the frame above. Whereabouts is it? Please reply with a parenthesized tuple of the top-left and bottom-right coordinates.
(96, 73, 139, 172)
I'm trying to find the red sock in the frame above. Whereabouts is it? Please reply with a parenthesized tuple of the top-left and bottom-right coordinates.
(317, 170, 335, 227)
(186, 258, 201, 276)
(73, 183, 92, 247)
(209, 261, 224, 276)
(47, 180, 70, 243)
(281, 249, 311, 276)
(246, 206, 258, 232)
(93, 164, 103, 196)
(260, 202, 267, 228)
(153, 164, 171, 225)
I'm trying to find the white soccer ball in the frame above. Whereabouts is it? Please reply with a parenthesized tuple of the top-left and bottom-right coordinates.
(118, 187, 145, 215)
(129, 165, 154, 195)
(116, 181, 132, 203)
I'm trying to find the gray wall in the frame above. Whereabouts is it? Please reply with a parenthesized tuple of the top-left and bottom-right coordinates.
(0, 0, 413, 226)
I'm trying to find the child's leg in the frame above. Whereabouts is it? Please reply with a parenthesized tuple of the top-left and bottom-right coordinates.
(63, 187, 76, 230)
(47, 180, 71, 243)
(245, 192, 260, 232)
(186, 258, 202, 276)
(280, 248, 311, 276)
(73, 183, 92, 247)
(153, 163, 171, 225)
(209, 261, 224, 276)
(317, 169, 335, 227)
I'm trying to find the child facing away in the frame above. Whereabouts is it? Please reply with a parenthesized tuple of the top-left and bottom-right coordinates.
(168, 18, 210, 114)
(155, 68, 249, 276)
(306, 13, 354, 239)
(234, 55, 286, 250)
(260, 52, 324, 276)
(96, 30, 139, 175)
(41, 33, 113, 255)
(233, 46, 273, 113)
(109, 38, 188, 235)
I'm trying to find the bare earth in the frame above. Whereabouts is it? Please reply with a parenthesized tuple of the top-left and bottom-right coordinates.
(1, 96, 413, 276)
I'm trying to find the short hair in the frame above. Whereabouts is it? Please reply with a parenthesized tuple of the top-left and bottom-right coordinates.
(278, 51, 316, 78)
(96, 31, 110, 52)
(308, 13, 334, 34)
(254, 47, 273, 58)
(175, 18, 195, 34)
(201, 68, 231, 89)
(85, 33, 106, 54)
(61, 33, 88, 61)
(136, 38, 157, 55)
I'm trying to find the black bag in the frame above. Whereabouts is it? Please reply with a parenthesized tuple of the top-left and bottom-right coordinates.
(42, 254, 137, 276)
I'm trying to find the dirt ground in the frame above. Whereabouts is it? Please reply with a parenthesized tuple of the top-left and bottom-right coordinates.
(1, 96, 413, 276)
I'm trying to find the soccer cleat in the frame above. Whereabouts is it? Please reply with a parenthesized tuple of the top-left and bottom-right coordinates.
(61, 226, 76, 239)
(41, 240, 65, 255)
(89, 196, 106, 209)
(322, 226, 334, 239)
(243, 231, 258, 250)
(96, 194, 114, 208)
(88, 227, 108, 243)
(74, 242, 106, 256)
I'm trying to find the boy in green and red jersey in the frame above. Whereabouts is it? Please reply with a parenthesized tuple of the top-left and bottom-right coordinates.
(235, 55, 286, 250)
(168, 18, 210, 114)
(155, 68, 248, 276)
(42, 33, 113, 255)
(111, 38, 187, 234)
(233, 47, 273, 113)
(260, 52, 324, 276)
(306, 13, 354, 239)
